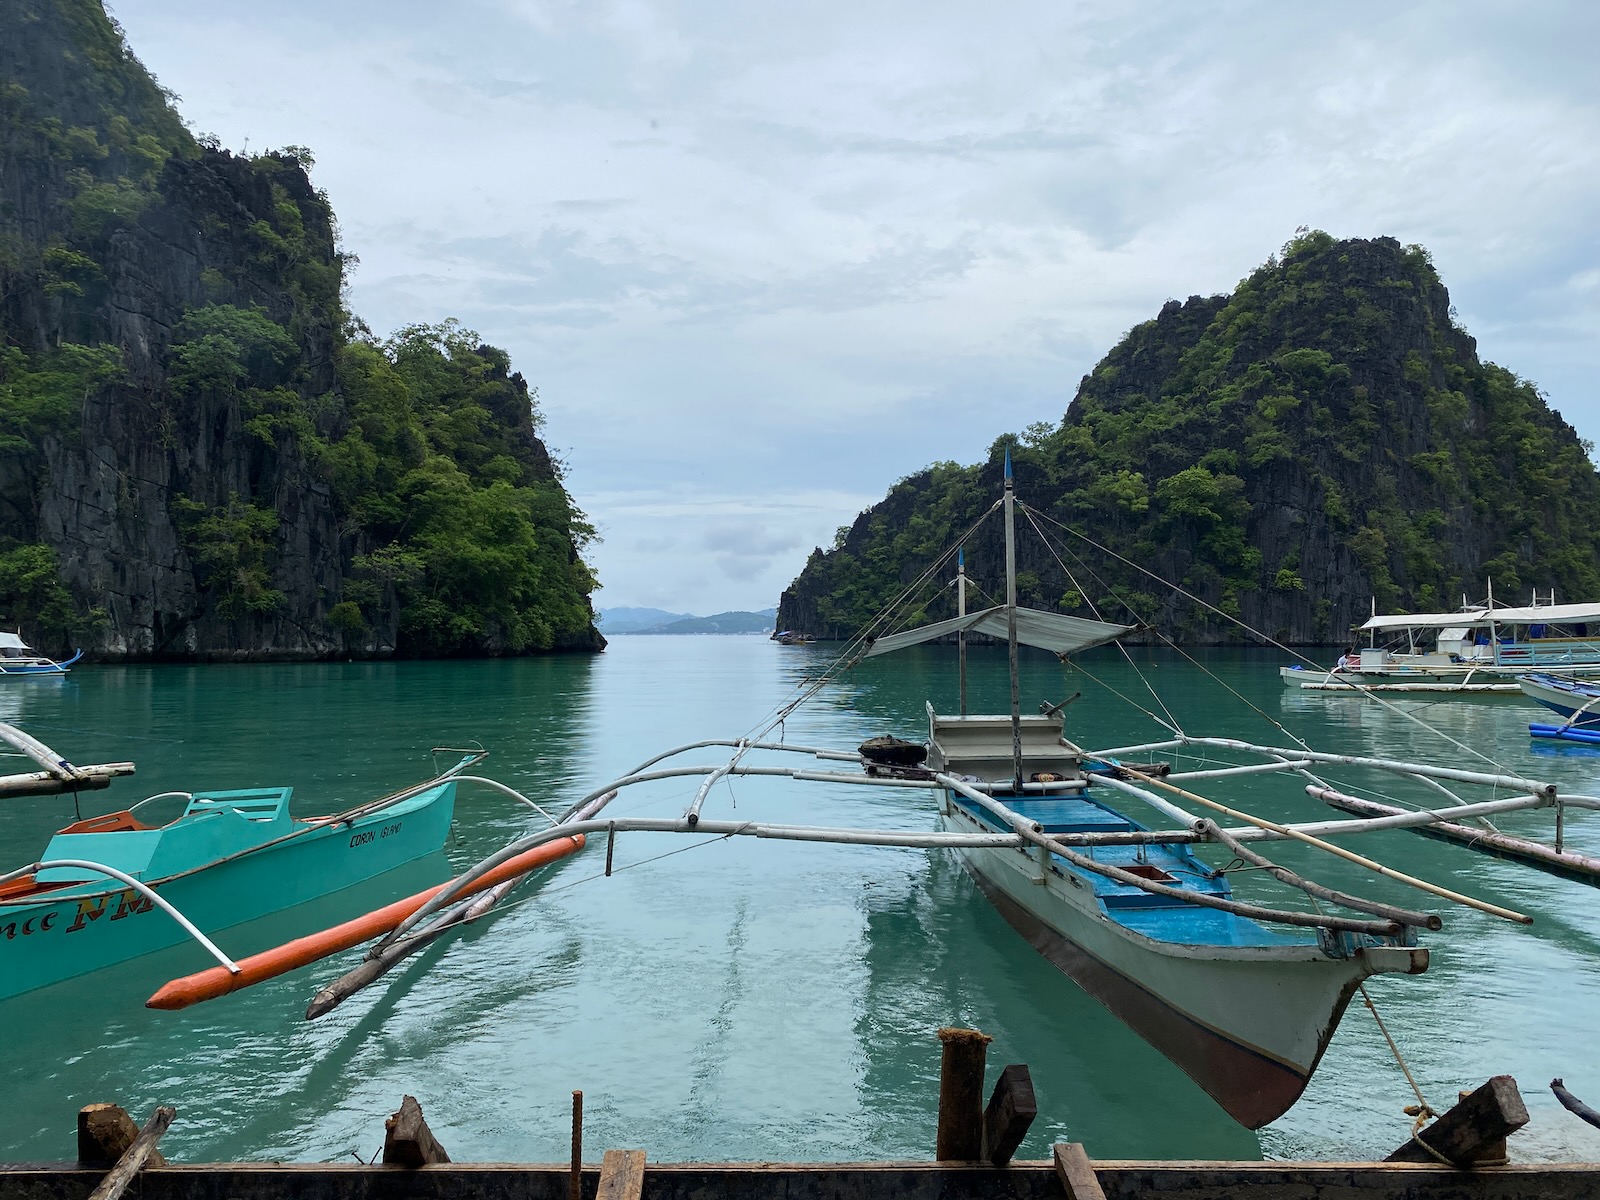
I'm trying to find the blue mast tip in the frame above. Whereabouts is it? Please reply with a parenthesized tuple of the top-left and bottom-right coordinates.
(958, 546, 965, 568)
(1004, 446, 1013, 480)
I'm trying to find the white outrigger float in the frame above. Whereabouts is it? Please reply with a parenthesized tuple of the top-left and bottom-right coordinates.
(1283, 600, 1600, 692)
(218, 457, 1600, 1130)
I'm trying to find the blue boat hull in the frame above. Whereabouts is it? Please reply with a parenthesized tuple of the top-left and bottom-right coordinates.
(0, 650, 82, 676)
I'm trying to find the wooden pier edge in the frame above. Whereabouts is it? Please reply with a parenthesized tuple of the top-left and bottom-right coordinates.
(4, 1160, 1599, 1200)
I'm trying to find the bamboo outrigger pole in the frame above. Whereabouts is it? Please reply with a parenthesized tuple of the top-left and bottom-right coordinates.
(1112, 765, 1533, 924)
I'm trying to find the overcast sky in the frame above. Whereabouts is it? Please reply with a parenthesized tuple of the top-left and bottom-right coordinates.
(112, 0, 1599, 615)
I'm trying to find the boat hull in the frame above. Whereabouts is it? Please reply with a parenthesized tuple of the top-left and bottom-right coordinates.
(0, 650, 82, 677)
(1518, 674, 1600, 727)
(940, 800, 1425, 1128)
(1279, 665, 1519, 691)
(0, 781, 456, 999)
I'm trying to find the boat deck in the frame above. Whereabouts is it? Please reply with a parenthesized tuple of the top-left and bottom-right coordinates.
(954, 791, 1315, 948)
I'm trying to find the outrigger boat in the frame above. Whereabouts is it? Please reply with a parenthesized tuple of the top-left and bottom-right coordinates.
(0, 722, 485, 999)
(1282, 599, 1600, 692)
(1521, 672, 1600, 745)
(277, 458, 1600, 1130)
(0, 632, 82, 676)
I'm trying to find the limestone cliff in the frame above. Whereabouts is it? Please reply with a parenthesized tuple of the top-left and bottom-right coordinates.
(777, 234, 1600, 644)
(0, 0, 602, 658)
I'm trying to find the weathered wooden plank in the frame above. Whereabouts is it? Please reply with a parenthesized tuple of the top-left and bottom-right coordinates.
(935, 1027, 992, 1161)
(980, 1064, 1036, 1165)
(569, 1092, 584, 1200)
(7, 1160, 1600, 1200)
(1386, 1075, 1528, 1166)
(595, 1150, 645, 1200)
(83, 1107, 175, 1200)
(1053, 1143, 1106, 1200)
(381, 1096, 451, 1167)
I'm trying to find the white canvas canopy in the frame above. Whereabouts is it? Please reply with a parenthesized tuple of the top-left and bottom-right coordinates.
(1484, 603, 1600, 625)
(1359, 610, 1489, 632)
(866, 605, 1134, 658)
(0, 632, 29, 652)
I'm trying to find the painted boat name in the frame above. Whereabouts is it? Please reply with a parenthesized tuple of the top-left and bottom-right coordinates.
(349, 820, 402, 848)
(2, 888, 154, 940)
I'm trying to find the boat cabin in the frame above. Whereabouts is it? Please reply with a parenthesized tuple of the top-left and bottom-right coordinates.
(0, 631, 41, 660)
(924, 704, 1083, 791)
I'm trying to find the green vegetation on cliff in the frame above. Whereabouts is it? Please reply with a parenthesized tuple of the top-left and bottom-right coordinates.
(0, 0, 600, 657)
(779, 234, 1600, 644)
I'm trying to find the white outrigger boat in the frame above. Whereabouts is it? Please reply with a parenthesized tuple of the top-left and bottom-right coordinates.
(243, 458, 1600, 1130)
(0, 632, 82, 676)
(1282, 600, 1600, 692)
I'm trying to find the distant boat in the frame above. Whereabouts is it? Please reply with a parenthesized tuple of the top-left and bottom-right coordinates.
(1282, 601, 1600, 692)
(772, 630, 815, 645)
(0, 721, 473, 999)
(0, 632, 82, 676)
(1521, 672, 1600, 745)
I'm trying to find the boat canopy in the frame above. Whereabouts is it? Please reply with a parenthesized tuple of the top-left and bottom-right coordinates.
(1358, 610, 1489, 632)
(1484, 602, 1600, 625)
(0, 632, 29, 652)
(866, 605, 1134, 658)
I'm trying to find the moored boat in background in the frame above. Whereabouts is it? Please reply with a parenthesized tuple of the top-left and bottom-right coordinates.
(1283, 601, 1600, 691)
(0, 632, 82, 677)
(1521, 672, 1600, 744)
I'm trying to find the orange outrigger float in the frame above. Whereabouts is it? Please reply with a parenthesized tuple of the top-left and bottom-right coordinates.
(146, 833, 585, 1010)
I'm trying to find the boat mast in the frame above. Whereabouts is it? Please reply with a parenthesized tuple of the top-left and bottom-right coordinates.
(1004, 450, 1023, 792)
(957, 545, 968, 716)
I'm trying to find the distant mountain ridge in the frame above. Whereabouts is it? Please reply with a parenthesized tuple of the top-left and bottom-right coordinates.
(596, 607, 692, 634)
(598, 607, 776, 635)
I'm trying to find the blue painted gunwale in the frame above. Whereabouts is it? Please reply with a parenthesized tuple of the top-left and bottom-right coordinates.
(949, 788, 1316, 950)
(0, 650, 82, 676)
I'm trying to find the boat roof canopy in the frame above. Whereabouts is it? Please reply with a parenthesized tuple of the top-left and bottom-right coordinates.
(1359, 603, 1600, 632)
(1359, 610, 1488, 632)
(1484, 602, 1600, 624)
(0, 632, 29, 651)
(867, 605, 1134, 658)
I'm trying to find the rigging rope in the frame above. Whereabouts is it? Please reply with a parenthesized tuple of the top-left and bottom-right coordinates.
(1020, 502, 1512, 775)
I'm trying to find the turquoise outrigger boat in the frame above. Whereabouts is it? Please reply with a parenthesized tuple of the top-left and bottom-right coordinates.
(0, 722, 472, 1000)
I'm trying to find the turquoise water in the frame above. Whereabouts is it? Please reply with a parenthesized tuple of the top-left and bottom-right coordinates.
(2, 639, 1600, 1164)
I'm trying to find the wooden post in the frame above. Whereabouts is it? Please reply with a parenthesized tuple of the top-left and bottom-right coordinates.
(85, 1107, 176, 1200)
(935, 1027, 991, 1161)
(596, 1149, 645, 1200)
(1386, 1075, 1527, 1166)
(382, 1095, 451, 1166)
(1052, 1143, 1107, 1200)
(570, 1091, 584, 1200)
(980, 1063, 1037, 1165)
(78, 1104, 167, 1170)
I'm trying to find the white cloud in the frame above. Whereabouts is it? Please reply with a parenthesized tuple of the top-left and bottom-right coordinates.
(113, 0, 1600, 612)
